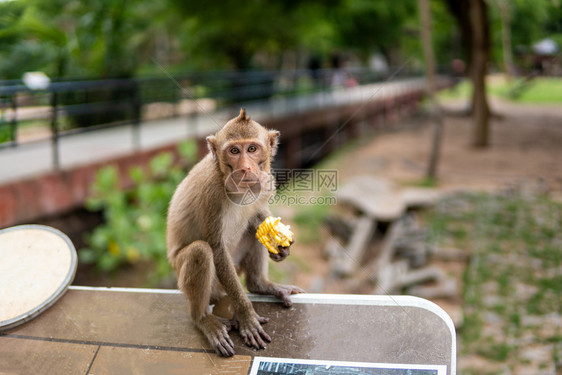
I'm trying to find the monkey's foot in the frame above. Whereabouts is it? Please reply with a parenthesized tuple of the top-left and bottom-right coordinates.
(272, 284, 306, 307)
(197, 314, 236, 357)
(237, 312, 271, 350)
(216, 316, 239, 332)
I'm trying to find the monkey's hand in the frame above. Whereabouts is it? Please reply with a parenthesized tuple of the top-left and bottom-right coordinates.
(270, 283, 306, 307)
(256, 217, 293, 255)
(247, 278, 305, 307)
(269, 241, 293, 262)
(236, 310, 271, 350)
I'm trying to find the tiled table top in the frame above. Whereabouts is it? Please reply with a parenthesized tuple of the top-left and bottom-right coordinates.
(0, 287, 456, 375)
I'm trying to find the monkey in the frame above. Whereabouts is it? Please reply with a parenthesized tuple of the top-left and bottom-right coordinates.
(166, 108, 304, 357)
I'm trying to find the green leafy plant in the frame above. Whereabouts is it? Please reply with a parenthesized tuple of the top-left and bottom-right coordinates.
(80, 140, 197, 283)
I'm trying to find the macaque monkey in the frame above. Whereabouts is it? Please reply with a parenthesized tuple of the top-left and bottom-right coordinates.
(167, 109, 304, 357)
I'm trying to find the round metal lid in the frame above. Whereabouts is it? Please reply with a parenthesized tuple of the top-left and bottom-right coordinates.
(0, 225, 77, 331)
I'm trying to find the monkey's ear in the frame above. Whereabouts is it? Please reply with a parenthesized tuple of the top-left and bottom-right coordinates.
(206, 135, 218, 160)
(268, 130, 280, 156)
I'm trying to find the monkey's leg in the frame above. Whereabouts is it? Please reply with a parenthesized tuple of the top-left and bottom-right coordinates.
(210, 284, 240, 331)
(211, 241, 272, 350)
(241, 236, 305, 307)
(174, 240, 236, 357)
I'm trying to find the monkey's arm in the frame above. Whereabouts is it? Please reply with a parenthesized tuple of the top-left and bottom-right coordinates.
(241, 235, 305, 307)
(252, 210, 271, 231)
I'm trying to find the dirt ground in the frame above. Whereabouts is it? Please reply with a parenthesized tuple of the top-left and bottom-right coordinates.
(274, 97, 562, 374)
(335, 97, 562, 195)
(278, 97, 562, 294)
(283, 96, 562, 286)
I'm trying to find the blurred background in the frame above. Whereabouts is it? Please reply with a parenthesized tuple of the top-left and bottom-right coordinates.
(0, 1, 561, 374)
(0, 0, 560, 78)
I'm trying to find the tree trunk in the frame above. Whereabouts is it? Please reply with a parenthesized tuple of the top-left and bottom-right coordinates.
(418, 0, 444, 180)
(470, 0, 490, 148)
(496, 0, 515, 79)
(445, 0, 472, 70)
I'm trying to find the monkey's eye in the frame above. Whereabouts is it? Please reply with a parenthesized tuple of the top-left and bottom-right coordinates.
(248, 145, 257, 153)
(230, 147, 240, 154)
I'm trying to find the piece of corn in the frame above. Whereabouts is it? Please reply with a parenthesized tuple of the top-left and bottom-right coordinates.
(256, 216, 293, 254)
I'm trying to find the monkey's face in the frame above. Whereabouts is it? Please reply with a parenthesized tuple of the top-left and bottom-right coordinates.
(206, 109, 280, 204)
(222, 139, 269, 191)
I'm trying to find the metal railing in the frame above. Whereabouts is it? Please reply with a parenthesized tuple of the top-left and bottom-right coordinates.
(0, 67, 424, 169)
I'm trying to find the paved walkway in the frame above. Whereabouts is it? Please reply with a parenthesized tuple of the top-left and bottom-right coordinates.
(0, 79, 428, 184)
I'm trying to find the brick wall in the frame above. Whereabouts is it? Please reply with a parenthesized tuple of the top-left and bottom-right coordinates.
(0, 143, 186, 228)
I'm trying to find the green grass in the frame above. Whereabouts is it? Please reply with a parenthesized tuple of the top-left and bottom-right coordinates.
(437, 80, 472, 101)
(291, 201, 331, 244)
(438, 76, 562, 104)
(0, 118, 69, 145)
(490, 77, 562, 103)
(0, 123, 12, 143)
(425, 192, 562, 368)
(405, 177, 438, 188)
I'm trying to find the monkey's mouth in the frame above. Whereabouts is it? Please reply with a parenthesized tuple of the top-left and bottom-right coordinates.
(231, 171, 259, 185)
(237, 179, 259, 188)
(225, 170, 262, 197)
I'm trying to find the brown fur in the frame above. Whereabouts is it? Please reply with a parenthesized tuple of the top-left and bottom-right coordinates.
(166, 109, 304, 357)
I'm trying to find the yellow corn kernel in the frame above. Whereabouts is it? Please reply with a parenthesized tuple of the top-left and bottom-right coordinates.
(256, 216, 293, 254)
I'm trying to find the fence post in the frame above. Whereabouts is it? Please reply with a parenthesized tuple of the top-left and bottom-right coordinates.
(50, 91, 60, 170)
(131, 81, 141, 151)
(173, 80, 181, 118)
(10, 95, 17, 145)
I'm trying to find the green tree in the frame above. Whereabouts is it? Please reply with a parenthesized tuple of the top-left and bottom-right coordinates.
(0, 0, 25, 49)
(487, 0, 562, 72)
(0, 0, 71, 78)
(169, 0, 305, 70)
(333, 0, 416, 64)
(0, 0, 177, 79)
(2, 0, 561, 80)
(444, 0, 491, 148)
(70, 0, 176, 78)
